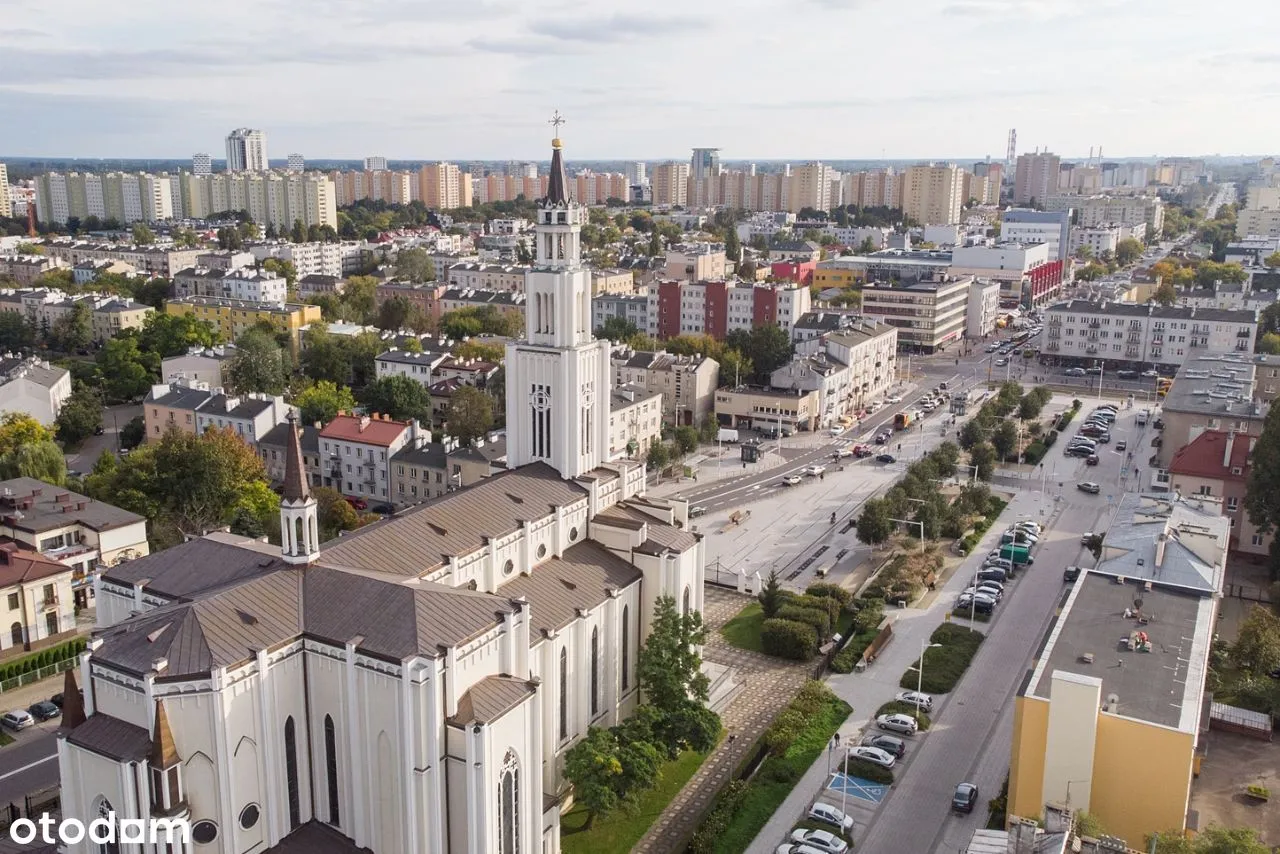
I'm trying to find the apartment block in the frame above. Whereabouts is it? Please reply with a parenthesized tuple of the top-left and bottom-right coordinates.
(374, 281, 449, 323)
(860, 275, 974, 352)
(35, 171, 176, 226)
(0, 356, 71, 424)
(419, 162, 472, 209)
(446, 262, 528, 292)
(471, 173, 547, 204)
(319, 413, 421, 501)
(165, 296, 322, 349)
(611, 348, 720, 427)
(608, 384, 663, 460)
(247, 240, 364, 278)
(329, 169, 415, 206)
(1060, 194, 1163, 238)
(1043, 301, 1257, 372)
(0, 288, 152, 343)
(1151, 356, 1268, 478)
(438, 287, 526, 324)
(388, 433, 507, 505)
(950, 242, 1064, 306)
(160, 345, 236, 387)
(0, 163, 10, 218)
(1168, 430, 1270, 556)
(902, 164, 964, 225)
(645, 280, 811, 340)
(42, 241, 202, 277)
(1013, 151, 1061, 206)
(777, 321, 898, 425)
(664, 244, 727, 282)
(143, 378, 293, 444)
(180, 171, 337, 231)
(592, 294, 650, 334)
(1002, 209, 1071, 260)
(226, 128, 268, 172)
(651, 162, 690, 207)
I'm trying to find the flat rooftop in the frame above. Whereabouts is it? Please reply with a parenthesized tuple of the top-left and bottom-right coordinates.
(1026, 573, 1213, 732)
(1164, 354, 1263, 418)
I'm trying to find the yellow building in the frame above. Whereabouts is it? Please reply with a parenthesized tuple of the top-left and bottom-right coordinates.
(812, 262, 863, 291)
(1008, 495, 1224, 849)
(165, 296, 322, 349)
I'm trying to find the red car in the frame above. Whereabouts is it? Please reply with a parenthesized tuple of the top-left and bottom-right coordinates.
(345, 497, 368, 511)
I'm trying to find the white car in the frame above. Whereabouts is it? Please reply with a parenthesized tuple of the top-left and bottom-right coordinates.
(789, 828, 849, 854)
(1081, 532, 1095, 544)
(829, 426, 845, 437)
(885, 395, 903, 404)
(1, 709, 33, 731)
(1015, 521, 1042, 534)
(776, 844, 836, 854)
(848, 745, 896, 768)
(896, 690, 934, 711)
(807, 802, 855, 832)
(876, 713, 919, 734)
(782, 475, 803, 486)
(804, 465, 826, 477)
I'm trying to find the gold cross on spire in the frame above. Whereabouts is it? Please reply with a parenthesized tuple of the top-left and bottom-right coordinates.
(549, 110, 566, 137)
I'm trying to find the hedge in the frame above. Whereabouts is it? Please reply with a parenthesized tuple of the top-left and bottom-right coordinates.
(761, 618, 817, 660)
(842, 756, 894, 785)
(776, 605, 830, 642)
(1022, 441, 1047, 465)
(805, 582, 852, 608)
(1043, 429, 1058, 448)
(0, 638, 86, 683)
(830, 628, 879, 673)
(897, 623, 985, 694)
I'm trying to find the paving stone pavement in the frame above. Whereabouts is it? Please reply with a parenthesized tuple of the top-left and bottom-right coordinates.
(632, 586, 811, 854)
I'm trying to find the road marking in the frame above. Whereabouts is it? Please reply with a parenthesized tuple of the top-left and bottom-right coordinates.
(0, 752, 57, 782)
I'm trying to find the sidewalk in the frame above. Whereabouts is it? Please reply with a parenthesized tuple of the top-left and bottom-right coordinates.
(740, 489, 1052, 854)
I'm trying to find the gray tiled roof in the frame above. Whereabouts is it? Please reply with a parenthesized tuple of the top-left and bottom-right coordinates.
(145, 385, 213, 411)
(598, 502, 700, 556)
(1043, 299, 1256, 323)
(66, 713, 152, 762)
(103, 537, 286, 600)
(500, 540, 642, 636)
(262, 822, 374, 854)
(450, 675, 536, 725)
(0, 477, 144, 533)
(201, 393, 275, 419)
(259, 422, 320, 454)
(320, 463, 587, 576)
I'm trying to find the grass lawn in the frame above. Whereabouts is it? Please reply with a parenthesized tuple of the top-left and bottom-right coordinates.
(0, 730, 11, 747)
(720, 602, 765, 653)
(710, 689, 852, 853)
(898, 623, 985, 694)
(561, 739, 716, 854)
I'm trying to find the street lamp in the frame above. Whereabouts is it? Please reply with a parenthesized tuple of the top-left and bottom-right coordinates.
(909, 641, 943, 722)
(888, 517, 925, 554)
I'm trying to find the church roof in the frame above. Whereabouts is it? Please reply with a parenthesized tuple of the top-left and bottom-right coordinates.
(450, 675, 537, 726)
(102, 537, 287, 601)
(546, 139, 569, 205)
(262, 821, 375, 854)
(500, 540, 641, 636)
(320, 462, 586, 576)
(66, 713, 152, 762)
(281, 414, 310, 503)
(150, 700, 180, 768)
(597, 502, 700, 556)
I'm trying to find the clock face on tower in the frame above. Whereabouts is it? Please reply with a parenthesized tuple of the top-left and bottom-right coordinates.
(532, 389, 552, 411)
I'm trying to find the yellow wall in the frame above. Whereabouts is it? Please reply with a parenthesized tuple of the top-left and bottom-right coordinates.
(813, 267, 862, 290)
(1008, 695, 1050, 824)
(165, 301, 321, 349)
(1091, 713, 1194, 848)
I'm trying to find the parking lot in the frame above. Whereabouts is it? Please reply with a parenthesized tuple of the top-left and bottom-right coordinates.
(1189, 730, 1280, 847)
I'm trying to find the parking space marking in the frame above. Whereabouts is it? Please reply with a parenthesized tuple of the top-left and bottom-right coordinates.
(827, 773, 888, 804)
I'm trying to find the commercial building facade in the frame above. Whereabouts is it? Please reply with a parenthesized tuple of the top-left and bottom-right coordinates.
(645, 280, 811, 341)
(610, 349, 720, 427)
(1001, 210, 1071, 260)
(902, 164, 964, 225)
(1042, 301, 1257, 370)
(860, 275, 974, 352)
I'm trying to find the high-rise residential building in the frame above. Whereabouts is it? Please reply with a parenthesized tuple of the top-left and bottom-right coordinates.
(225, 127, 268, 172)
(35, 171, 175, 226)
(192, 153, 212, 175)
(0, 163, 9, 219)
(364, 156, 388, 172)
(790, 162, 834, 213)
(625, 161, 647, 187)
(651, 162, 690, 207)
(902, 164, 964, 225)
(286, 153, 305, 171)
(419, 162, 472, 210)
(690, 148, 720, 180)
(1014, 151, 1061, 206)
(329, 169, 415, 207)
(181, 172, 337, 230)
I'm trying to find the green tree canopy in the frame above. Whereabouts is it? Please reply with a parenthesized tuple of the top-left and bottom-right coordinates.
(445, 385, 495, 445)
(856, 497, 893, 545)
(393, 247, 437, 283)
(991, 420, 1019, 461)
(131, 224, 156, 245)
(224, 329, 287, 395)
(96, 335, 160, 402)
(294, 381, 357, 425)
(969, 442, 997, 480)
(50, 302, 93, 352)
(596, 316, 639, 341)
(55, 384, 104, 447)
(1114, 237, 1143, 266)
(361, 375, 431, 422)
(137, 312, 221, 357)
(638, 595, 710, 709)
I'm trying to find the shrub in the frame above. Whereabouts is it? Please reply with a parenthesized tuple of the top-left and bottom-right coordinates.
(1022, 441, 1047, 465)
(805, 582, 852, 608)
(851, 598, 885, 633)
(776, 605, 831, 643)
(1043, 429, 1058, 448)
(688, 779, 748, 854)
(897, 623, 985, 694)
(761, 618, 818, 660)
(829, 629, 879, 673)
(1071, 399, 1082, 411)
(842, 756, 894, 785)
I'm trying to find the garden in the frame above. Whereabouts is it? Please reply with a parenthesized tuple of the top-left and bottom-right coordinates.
(897, 623, 985, 695)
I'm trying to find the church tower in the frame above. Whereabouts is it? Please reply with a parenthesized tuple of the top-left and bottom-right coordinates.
(279, 413, 320, 564)
(505, 114, 611, 479)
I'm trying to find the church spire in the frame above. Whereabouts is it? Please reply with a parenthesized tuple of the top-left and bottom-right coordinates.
(281, 411, 309, 503)
(279, 412, 320, 565)
(546, 110, 569, 206)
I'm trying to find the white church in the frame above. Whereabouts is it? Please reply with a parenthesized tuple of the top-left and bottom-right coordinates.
(53, 125, 706, 854)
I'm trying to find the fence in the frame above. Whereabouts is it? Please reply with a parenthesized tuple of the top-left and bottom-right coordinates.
(1224, 581, 1274, 605)
(0, 656, 77, 694)
(0, 787, 60, 836)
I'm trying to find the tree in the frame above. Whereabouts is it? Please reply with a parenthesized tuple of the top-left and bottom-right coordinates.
(137, 312, 220, 357)
(1245, 403, 1280, 577)
(239, 221, 261, 241)
(856, 237, 877, 254)
(55, 385, 104, 447)
(96, 335, 160, 402)
(725, 325, 793, 383)
(393, 247, 436, 283)
(646, 441, 670, 472)
(1258, 333, 1280, 356)
(958, 418, 988, 450)
(673, 426, 699, 456)
(991, 420, 1018, 461)
(173, 228, 199, 249)
(596, 316, 639, 342)
(452, 340, 504, 363)
(1153, 280, 1178, 306)
(314, 486, 365, 540)
(0, 440, 67, 485)
(969, 442, 997, 481)
(50, 302, 93, 352)
(446, 385, 494, 445)
(262, 258, 298, 293)
(225, 329, 287, 395)
(758, 569, 785, 617)
(717, 349, 753, 388)
(15, 242, 44, 256)
(120, 415, 145, 450)
(0, 313, 34, 352)
(856, 498, 893, 546)
(563, 727, 624, 829)
(342, 276, 378, 323)
(723, 226, 741, 264)
(1232, 606, 1280, 674)
(1149, 825, 1270, 854)
(1074, 244, 1094, 261)
(131, 224, 156, 245)
(638, 595, 709, 709)
(294, 381, 357, 425)
(1018, 394, 1044, 421)
(376, 296, 413, 331)
(1266, 252, 1280, 269)
(1115, 237, 1143, 266)
(217, 226, 243, 251)
(361, 375, 431, 422)
(290, 219, 306, 243)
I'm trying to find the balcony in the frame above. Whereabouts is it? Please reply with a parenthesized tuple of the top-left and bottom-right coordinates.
(1151, 335, 1163, 344)
(1088, 321, 1101, 329)
(1238, 329, 1252, 338)
(1085, 345, 1098, 354)
(1237, 342, 1251, 352)
(1045, 341, 1060, 352)
(1126, 346, 1140, 357)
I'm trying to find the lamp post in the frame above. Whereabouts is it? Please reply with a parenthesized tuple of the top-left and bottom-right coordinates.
(888, 517, 925, 554)
(910, 641, 943, 722)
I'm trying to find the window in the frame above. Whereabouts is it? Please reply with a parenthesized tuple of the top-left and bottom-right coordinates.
(1197, 485, 1212, 496)
(239, 804, 260, 830)
(590, 627, 600, 717)
(191, 820, 219, 844)
(324, 715, 340, 826)
(1253, 533, 1265, 547)
(621, 605, 630, 691)
(284, 717, 300, 830)
(498, 749, 521, 854)
(5, 593, 16, 611)
(1227, 496, 1239, 512)
(559, 647, 568, 740)
(683, 586, 691, 616)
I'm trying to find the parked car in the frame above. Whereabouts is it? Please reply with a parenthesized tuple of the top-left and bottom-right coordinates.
(953, 782, 980, 814)
(1065, 367, 1087, 377)
(977, 568, 1009, 583)
(1095, 433, 1111, 444)
(876, 454, 897, 464)
(1, 710, 34, 731)
(27, 701, 59, 722)
(807, 803, 855, 832)
(995, 358, 1008, 366)
(885, 395, 903, 404)
(849, 745, 896, 769)
(1063, 566, 1082, 582)
(1086, 454, 1099, 466)
(345, 497, 368, 511)
(690, 506, 707, 518)
(1116, 441, 1127, 451)
(1015, 522, 1042, 534)
(983, 557, 1013, 572)
(975, 579, 1004, 594)
(876, 713, 919, 735)
(860, 733, 906, 758)
(956, 593, 995, 614)
(775, 843, 831, 854)
(788, 829, 849, 854)
(1078, 481, 1101, 494)
(895, 690, 933, 711)
(1141, 369, 1160, 378)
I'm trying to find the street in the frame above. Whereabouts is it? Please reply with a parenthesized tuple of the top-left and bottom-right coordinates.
(64, 403, 140, 476)
(0, 731, 58, 808)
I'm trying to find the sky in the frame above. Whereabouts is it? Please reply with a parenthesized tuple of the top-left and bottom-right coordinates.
(2, 0, 1279, 161)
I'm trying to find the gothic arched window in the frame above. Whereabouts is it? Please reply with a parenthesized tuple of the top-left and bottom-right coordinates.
(497, 749, 521, 854)
(93, 797, 120, 854)
(558, 647, 568, 740)
(284, 717, 300, 830)
(324, 715, 340, 826)
(590, 626, 600, 717)
(621, 605, 630, 691)
(682, 586, 691, 617)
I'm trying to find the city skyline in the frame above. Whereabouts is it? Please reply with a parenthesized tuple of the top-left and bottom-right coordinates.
(3, 0, 1276, 159)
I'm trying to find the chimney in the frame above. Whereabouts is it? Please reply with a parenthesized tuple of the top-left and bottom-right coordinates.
(359, 415, 371, 432)
(1155, 532, 1168, 568)
(1223, 431, 1236, 468)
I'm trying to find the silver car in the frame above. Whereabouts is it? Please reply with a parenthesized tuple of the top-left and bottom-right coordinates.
(789, 828, 849, 854)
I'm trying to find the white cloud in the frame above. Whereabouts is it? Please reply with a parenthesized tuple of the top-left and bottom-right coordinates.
(3, 0, 1278, 158)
